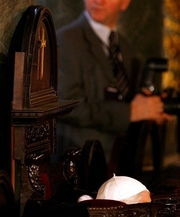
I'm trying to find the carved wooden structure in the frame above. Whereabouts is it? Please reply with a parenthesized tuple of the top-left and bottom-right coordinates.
(9, 5, 78, 215)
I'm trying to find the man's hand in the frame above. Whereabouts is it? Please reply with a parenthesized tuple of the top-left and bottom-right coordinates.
(130, 93, 174, 124)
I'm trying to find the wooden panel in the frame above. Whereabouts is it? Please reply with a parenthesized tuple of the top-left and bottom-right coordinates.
(12, 52, 26, 110)
(10, 5, 79, 215)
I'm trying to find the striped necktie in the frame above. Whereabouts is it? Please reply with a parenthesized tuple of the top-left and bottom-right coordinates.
(108, 31, 130, 99)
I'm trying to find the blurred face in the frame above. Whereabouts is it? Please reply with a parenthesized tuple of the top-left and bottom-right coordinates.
(83, 0, 131, 28)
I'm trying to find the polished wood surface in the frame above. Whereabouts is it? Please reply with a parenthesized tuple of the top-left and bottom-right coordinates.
(9, 6, 78, 215)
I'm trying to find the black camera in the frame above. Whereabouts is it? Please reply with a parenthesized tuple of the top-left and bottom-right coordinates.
(140, 57, 180, 115)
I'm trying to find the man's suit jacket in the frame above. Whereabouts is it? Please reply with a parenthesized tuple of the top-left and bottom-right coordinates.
(55, 12, 142, 162)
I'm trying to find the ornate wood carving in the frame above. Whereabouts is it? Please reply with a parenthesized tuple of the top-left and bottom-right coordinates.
(10, 5, 78, 215)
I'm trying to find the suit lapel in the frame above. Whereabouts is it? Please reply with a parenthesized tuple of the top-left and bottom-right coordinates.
(78, 14, 113, 81)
